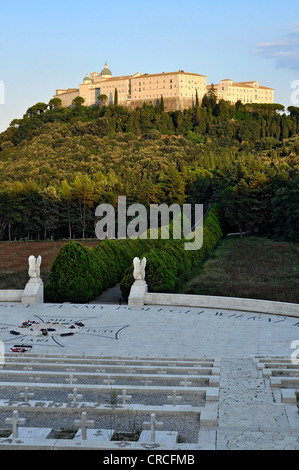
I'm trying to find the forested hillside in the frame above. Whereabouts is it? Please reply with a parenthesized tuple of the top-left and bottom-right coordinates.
(0, 96, 298, 242)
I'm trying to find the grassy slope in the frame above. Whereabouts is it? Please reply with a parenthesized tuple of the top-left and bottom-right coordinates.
(179, 236, 299, 304)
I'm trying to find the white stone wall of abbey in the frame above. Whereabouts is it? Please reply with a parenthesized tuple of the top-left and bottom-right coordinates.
(54, 65, 274, 110)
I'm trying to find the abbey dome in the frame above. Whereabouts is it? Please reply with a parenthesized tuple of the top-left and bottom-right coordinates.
(101, 62, 112, 77)
(83, 74, 92, 83)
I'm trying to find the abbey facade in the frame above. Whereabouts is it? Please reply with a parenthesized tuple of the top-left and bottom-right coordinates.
(54, 62, 274, 111)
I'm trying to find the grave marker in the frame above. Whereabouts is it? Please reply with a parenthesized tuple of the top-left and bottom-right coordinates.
(74, 412, 95, 440)
(29, 374, 40, 383)
(142, 378, 153, 386)
(20, 387, 34, 403)
(179, 377, 192, 387)
(167, 390, 182, 406)
(104, 375, 115, 386)
(5, 410, 26, 438)
(143, 413, 163, 443)
(66, 373, 77, 385)
(68, 388, 83, 406)
(117, 389, 132, 406)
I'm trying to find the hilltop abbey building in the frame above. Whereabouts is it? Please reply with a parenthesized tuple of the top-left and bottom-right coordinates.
(54, 62, 274, 111)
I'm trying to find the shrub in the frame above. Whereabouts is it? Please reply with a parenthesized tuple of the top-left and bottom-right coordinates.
(93, 242, 119, 288)
(119, 266, 135, 299)
(45, 241, 102, 303)
(144, 249, 175, 291)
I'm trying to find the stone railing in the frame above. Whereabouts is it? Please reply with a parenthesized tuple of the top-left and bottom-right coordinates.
(0, 290, 23, 302)
(144, 293, 299, 317)
(127, 257, 299, 317)
(129, 289, 299, 318)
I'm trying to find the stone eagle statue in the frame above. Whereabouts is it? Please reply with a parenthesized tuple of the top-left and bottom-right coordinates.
(28, 255, 42, 279)
(133, 257, 146, 281)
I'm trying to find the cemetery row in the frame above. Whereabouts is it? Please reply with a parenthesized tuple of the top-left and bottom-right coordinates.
(0, 353, 220, 449)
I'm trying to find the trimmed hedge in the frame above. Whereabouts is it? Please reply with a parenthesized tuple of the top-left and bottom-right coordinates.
(45, 241, 102, 303)
(120, 204, 223, 297)
(45, 204, 223, 303)
(45, 237, 162, 303)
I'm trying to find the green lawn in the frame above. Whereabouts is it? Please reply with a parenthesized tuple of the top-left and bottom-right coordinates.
(179, 236, 299, 304)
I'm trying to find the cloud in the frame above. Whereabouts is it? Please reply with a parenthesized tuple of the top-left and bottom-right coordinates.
(256, 25, 299, 71)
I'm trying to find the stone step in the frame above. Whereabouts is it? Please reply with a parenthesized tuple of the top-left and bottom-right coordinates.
(9, 427, 52, 440)
(0, 369, 219, 385)
(0, 398, 217, 420)
(256, 362, 299, 370)
(1, 360, 219, 375)
(0, 435, 203, 450)
(138, 430, 178, 445)
(253, 358, 299, 368)
(262, 368, 299, 378)
(0, 425, 211, 449)
(74, 428, 115, 441)
(0, 381, 219, 399)
(281, 389, 297, 404)
(270, 376, 299, 388)
(5, 352, 216, 365)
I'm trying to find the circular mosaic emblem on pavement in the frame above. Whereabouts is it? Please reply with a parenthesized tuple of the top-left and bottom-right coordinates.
(12, 320, 83, 338)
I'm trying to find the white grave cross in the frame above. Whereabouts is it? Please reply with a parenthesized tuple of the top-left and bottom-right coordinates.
(179, 377, 192, 387)
(5, 411, 26, 439)
(167, 390, 182, 406)
(117, 389, 132, 406)
(66, 373, 77, 385)
(143, 413, 163, 443)
(141, 377, 153, 386)
(68, 388, 83, 406)
(74, 412, 95, 440)
(20, 387, 34, 403)
(103, 375, 115, 386)
(29, 374, 40, 383)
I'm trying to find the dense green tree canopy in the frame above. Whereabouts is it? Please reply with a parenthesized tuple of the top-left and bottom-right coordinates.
(0, 99, 298, 241)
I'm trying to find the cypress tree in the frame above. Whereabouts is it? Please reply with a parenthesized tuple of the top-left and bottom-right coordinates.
(195, 89, 199, 108)
(114, 88, 118, 106)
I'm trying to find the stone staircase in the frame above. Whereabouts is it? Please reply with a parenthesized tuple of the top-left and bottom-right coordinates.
(253, 355, 299, 416)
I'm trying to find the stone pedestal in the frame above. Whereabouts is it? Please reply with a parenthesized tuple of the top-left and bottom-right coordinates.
(128, 280, 148, 308)
(21, 278, 44, 305)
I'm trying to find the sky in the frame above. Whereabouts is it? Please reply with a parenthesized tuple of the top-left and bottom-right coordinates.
(0, 0, 299, 132)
